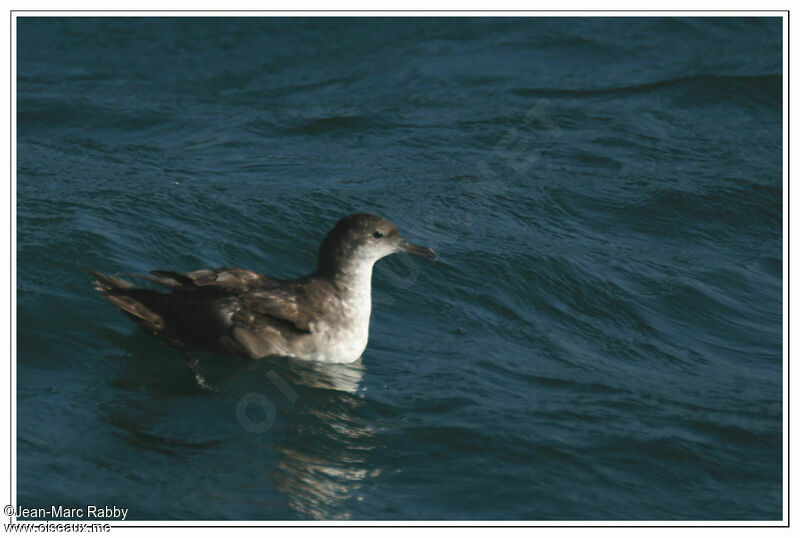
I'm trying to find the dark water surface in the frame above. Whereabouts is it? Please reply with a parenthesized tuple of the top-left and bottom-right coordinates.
(16, 17, 783, 520)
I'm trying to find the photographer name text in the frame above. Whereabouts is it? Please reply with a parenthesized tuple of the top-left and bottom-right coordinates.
(7, 505, 128, 520)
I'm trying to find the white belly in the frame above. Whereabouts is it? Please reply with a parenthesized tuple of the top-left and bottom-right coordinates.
(292, 279, 372, 364)
(312, 323, 370, 363)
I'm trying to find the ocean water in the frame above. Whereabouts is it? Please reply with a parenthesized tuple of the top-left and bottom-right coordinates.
(16, 17, 783, 520)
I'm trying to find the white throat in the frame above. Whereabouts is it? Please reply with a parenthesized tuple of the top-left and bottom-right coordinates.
(313, 256, 375, 363)
(335, 254, 376, 320)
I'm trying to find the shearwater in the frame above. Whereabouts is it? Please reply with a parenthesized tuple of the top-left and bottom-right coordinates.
(91, 213, 436, 364)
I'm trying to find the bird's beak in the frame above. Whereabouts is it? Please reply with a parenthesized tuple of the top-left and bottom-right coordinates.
(397, 240, 436, 260)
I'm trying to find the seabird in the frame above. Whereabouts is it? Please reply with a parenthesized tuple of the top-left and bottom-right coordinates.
(91, 213, 436, 364)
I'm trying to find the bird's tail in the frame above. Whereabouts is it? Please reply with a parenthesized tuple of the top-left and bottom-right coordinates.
(90, 271, 135, 292)
(89, 271, 166, 331)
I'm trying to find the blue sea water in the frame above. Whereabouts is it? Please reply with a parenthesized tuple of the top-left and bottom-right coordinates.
(16, 17, 783, 520)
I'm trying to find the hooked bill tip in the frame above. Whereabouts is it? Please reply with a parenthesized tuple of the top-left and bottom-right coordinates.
(398, 241, 436, 260)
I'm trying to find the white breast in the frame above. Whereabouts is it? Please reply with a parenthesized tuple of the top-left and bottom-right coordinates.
(301, 260, 374, 364)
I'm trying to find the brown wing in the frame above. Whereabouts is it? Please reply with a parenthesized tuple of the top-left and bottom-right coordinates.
(145, 267, 280, 292)
(149, 268, 320, 334)
(128, 267, 322, 339)
(233, 288, 317, 334)
(239, 275, 341, 335)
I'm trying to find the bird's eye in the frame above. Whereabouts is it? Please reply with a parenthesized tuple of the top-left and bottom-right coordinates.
(373, 230, 384, 239)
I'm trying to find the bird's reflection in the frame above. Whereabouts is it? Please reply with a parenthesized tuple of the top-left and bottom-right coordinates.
(280, 357, 366, 394)
(105, 343, 379, 520)
(263, 358, 378, 520)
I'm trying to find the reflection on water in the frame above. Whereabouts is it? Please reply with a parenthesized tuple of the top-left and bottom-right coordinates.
(104, 348, 378, 519)
(281, 357, 366, 394)
(267, 358, 378, 519)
